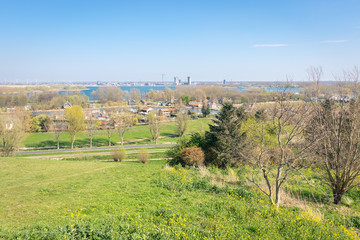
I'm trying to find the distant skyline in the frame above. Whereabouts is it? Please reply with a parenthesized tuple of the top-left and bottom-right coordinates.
(0, 0, 359, 83)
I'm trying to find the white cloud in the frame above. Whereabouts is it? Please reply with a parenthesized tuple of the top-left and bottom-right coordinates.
(252, 44, 288, 48)
(320, 40, 349, 43)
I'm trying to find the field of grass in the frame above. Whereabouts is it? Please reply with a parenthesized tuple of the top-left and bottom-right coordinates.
(22, 118, 212, 149)
(1, 156, 359, 239)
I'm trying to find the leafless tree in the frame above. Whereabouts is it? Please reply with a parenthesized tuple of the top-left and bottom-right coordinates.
(307, 72, 360, 204)
(105, 119, 115, 147)
(244, 85, 316, 207)
(0, 114, 25, 156)
(148, 112, 162, 144)
(87, 117, 98, 148)
(176, 111, 190, 137)
(51, 120, 68, 150)
(116, 113, 135, 145)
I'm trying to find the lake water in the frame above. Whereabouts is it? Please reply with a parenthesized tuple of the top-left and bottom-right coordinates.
(57, 85, 299, 101)
(59, 86, 176, 101)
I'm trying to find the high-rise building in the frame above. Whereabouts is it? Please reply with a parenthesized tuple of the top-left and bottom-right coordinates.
(174, 77, 179, 85)
(223, 79, 226, 85)
(187, 76, 191, 85)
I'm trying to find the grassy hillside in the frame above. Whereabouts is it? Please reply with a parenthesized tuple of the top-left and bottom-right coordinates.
(0, 157, 359, 239)
(22, 118, 212, 149)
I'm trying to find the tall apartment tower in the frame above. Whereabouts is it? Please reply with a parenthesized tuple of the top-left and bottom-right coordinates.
(174, 77, 179, 85)
(223, 79, 226, 85)
(187, 76, 191, 85)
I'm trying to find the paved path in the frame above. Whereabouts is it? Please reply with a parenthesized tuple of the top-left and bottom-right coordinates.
(18, 144, 176, 155)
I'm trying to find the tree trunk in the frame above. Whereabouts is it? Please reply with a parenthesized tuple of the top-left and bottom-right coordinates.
(90, 136, 92, 148)
(71, 135, 75, 149)
(57, 137, 60, 150)
(108, 136, 111, 146)
(333, 191, 343, 204)
(121, 136, 124, 145)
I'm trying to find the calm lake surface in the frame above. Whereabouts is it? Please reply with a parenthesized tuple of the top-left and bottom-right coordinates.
(57, 86, 299, 101)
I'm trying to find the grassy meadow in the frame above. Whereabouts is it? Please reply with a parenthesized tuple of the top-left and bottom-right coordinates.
(21, 118, 212, 149)
(1, 156, 360, 239)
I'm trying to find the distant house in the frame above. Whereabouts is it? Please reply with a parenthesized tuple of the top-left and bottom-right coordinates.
(207, 101, 218, 110)
(62, 101, 72, 109)
(160, 108, 177, 117)
(188, 102, 202, 108)
(140, 107, 153, 115)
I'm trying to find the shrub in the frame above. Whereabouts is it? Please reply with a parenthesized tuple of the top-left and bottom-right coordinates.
(112, 147, 126, 162)
(138, 148, 149, 164)
(180, 147, 205, 167)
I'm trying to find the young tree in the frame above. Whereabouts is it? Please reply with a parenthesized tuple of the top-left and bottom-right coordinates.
(116, 114, 135, 145)
(64, 106, 85, 149)
(176, 112, 190, 137)
(244, 91, 315, 207)
(30, 117, 41, 132)
(148, 112, 162, 144)
(0, 115, 24, 156)
(105, 119, 115, 147)
(38, 114, 51, 132)
(201, 103, 210, 117)
(51, 120, 68, 150)
(87, 117, 98, 148)
(205, 102, 247, 168)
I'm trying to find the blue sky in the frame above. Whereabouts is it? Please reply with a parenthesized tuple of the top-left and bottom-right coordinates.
(0, 0, 359, 83)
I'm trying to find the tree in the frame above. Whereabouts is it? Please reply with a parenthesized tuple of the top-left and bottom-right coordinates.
(87, 117, 98, 148)
(38, 114, 51, 132)
(116, 114, 135, 145)
(201, 103, 210, 117)
(176, 112, 190, 137)
(148, 112, 162, 144)
(64, 106, 85, 149)
(181, 96, 191, 105)
(105, 119, 115, 147)
(51, 120, 68, 150)
(308, 98, 360, 204)
(91, 86, 123, 103)
(30, 117, 41, 132)
(0, 115, 24, 156)
(205, 102, 247, 168)
(244, 90, 315, 207)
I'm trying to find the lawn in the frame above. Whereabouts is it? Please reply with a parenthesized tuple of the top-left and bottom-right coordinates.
(22, 118, 212, 149)
(0, 157, 359, 239)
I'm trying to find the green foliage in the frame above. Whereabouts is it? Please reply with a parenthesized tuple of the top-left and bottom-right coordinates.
(201, 103, 210, 117)
(37, 114, 51, 132)
(30, 117, 41, 132)
(166, 133, 206, 166)
(205, 102, 247, 168)
(180, 95, 190, 105)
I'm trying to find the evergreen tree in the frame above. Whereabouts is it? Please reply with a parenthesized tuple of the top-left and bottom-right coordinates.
(205, 102, 247, 168)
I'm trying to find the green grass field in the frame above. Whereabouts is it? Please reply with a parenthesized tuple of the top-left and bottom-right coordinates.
(1, 156, 359, 239)
(22, 118, 212, 149)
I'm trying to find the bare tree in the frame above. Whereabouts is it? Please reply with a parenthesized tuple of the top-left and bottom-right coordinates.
(51, 120, 68, 150)
(148, 112, 162, 144)
(244, 86, 315, 207)
(105, 119, 115, 147)
(307, 74, 360, 204)
(87, 117, 98, 148)
(176, 111, 190, 137)
(306, 66, 323, 100)
(116, 113, 135, 145)
(0, 115, 25, 156)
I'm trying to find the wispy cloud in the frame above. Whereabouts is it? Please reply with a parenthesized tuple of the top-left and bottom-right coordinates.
(320, 40, 349, 43)
(251, 44, 288, 48)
